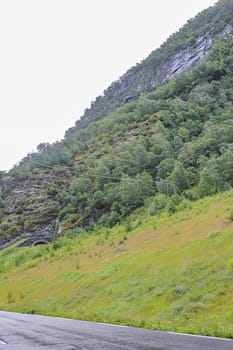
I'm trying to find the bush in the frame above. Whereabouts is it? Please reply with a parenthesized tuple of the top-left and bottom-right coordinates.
(148, 194, 167, 216)
(47, 185, 59, 196)
(226, 211, 233, 222)
(228, 257, 233, 270)
(172, 285, 188, 298)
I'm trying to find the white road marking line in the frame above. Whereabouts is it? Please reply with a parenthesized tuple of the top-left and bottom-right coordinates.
(97, 322, 129, 328)
(0, 339, 6, 344)
(168, 332, 232, 341)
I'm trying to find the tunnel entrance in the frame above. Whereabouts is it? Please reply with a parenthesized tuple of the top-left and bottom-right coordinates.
(32, 240, 50, 247)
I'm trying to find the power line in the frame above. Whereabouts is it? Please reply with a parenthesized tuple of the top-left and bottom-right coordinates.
(85, 173, 155, 184)
(30, 161, 155, 184)
(31, 161, 54, 169)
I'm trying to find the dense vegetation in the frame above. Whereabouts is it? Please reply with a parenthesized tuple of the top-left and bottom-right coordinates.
(4, 31, 233, 235)
(0, 0, 233, 337)
(0, 191, 233, 337)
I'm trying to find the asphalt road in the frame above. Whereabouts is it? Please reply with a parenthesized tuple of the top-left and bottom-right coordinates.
(0, 311, 232, 350)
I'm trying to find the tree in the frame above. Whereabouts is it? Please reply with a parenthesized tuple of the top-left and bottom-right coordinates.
(119, 172, 155, 211)
(36, 143, 50, 153)
(169, 162, 190, 192)
(157, 179, 177, 196)
(156, 158, 175, 180)
(198, 158, 224, 196)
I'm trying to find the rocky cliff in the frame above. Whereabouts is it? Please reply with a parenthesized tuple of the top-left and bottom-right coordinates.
(0, 168, 70, 247)
(65, 18, 232, 136)
(1, 0, 233, 248)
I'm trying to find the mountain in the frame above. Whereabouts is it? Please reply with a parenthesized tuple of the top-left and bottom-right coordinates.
(1, 0, 233, 337)
(66, 0, 233, 133)
(1, 0, 233, 249)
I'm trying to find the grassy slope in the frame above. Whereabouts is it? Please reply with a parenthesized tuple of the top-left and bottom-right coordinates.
(0, 191, 233, 337)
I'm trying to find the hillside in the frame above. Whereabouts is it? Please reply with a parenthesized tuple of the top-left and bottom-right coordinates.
(1, 0, 233, 245)
(0, 0, 233, 337)
(66, 0, 233, 131)
(0, 191, 233, 337)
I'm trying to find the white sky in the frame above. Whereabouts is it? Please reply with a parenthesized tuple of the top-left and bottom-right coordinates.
(0, 0, 217, 171)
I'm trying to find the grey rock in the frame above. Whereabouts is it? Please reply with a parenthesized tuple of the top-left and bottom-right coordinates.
(64, 24, 232, 137)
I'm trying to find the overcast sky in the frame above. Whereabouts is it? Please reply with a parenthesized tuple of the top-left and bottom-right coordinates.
(0, 0, 217, 171)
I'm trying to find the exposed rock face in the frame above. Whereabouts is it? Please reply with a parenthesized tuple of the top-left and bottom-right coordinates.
(162, 35, 213, 80)
(65, 24, 232, 137)
(0, 171, 66, 248)
(17, 235, 53, 247)
(162, 24, 232, 82)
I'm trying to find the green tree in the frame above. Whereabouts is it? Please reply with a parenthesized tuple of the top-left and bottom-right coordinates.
(169, 162, 190, 192)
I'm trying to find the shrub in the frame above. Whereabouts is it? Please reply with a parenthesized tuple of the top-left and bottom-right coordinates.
(228, 257, 233, 270)
(208, 231, 222, 239)
(226, 211, 233, 222)
(172, 285, 187, 298)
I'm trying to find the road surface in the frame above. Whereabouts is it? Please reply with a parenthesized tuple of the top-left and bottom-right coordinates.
(0, 311, 232, 349)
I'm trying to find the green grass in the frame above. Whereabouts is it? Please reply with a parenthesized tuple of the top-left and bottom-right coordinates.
(0, 190, 233, 337)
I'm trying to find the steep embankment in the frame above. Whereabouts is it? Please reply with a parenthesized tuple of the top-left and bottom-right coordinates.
(0, 190, 233, 337)
(1, 0, 233, 247)
(66, 0, 233, 132)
